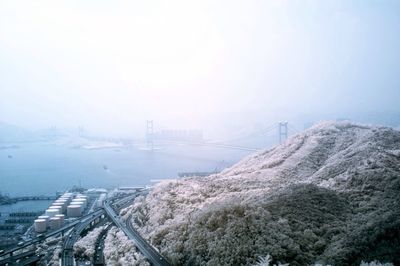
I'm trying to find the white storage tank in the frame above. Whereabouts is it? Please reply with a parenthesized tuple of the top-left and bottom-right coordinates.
(72, 199, 87, 208)
(55, 214, 65, 225)
(70, 201, 84, 207)
(45, 209, 59, 217)
(72, 196, 86, 201)
(60, 194, 72, 201)
(55, 200, 68, 207)
(34, 219, 47, 233)
(71, 202, 86, 211)
(58, 199, 70, 205)
(55, 198, 68, 204)
(69, 203, 83, 213)
(51, 202, 66, 213)
(49, 217, 61, 230)
(38, 215, 50, 226)
(60, 195, 71, 200)
(67, 205, 82, 217)
(49, 206, 62, 214)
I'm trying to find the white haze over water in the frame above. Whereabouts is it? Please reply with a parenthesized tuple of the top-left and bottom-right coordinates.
(1, 0, 400, 137)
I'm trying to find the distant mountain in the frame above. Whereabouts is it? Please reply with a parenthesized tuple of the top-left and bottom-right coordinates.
(0, 122, 87, 143)
(0, 122, 35, 142)
(122, 122, 400, 265)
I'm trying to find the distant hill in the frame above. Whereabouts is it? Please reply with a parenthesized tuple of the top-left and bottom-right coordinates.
(122, 122, 400, 265)
(0, 122, 84, 143)
(0, 122, 35, 142)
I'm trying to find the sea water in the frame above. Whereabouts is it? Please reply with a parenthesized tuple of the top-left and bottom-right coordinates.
(0, 141, 251, 196)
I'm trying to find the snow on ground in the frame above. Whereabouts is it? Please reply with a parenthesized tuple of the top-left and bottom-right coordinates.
(35, 235, 64, 265)
(74, 224, 107, 258)
(103, 226, 149, 266)
(80, 141, 124, 150)
(44, 245, 62, 266)
(126, 121, 400, 265)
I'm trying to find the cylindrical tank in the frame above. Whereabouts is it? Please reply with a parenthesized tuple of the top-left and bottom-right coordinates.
(56, 197, 65, 202)
(71, 199, 87, 208)
(38, 215, 50, 226)
(76, 197, 87, 205)
(45, 209, 59, 217)
(72, 196, 86, 201)
(58, 198, 70, 205)
(34, 219, 47, 233)
(49, 217, 61, 230)
(55, 199, 68, 205)
(51, 202, 66, 213)
(69, 203, 83, 213)
(61, 193, 73, 201)
(49, 206, 63, 214)
(67, 205, 82, 217)
(55, 214, 65, 225)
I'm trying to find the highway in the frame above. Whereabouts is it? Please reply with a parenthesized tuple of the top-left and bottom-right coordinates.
(0, 192, 155, 265)
(0, 209, 103, 256)
(93, 224, 111, 265)
(0, 209, 104, 264)
(0, 250, 36, 265)
(61, 193, 136, 266)
(61, 211, 105, 266)
(103, 199, 171, 266)
(19, 253, 42, 265)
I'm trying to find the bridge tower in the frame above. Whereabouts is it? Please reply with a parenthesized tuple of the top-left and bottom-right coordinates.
(78, 126, 84, 137)
(278, 122, 288, 144)
(146, 120, 154, 151)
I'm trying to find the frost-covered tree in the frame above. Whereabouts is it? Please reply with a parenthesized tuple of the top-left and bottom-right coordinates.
(125, 122, 400, 265)
(74, 225, 108, 258)
(103, 226, 149, 266)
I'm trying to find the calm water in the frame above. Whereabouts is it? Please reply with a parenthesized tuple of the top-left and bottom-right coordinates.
(0, 141, 251, 196)
(0, 200, 53, 213)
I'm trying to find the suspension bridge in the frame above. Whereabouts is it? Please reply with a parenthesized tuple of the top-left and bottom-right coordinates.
(144, 121, 302, 152)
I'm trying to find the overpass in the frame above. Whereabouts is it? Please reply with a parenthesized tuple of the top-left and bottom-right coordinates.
(103, 199, 171, 266)
(61, 193, 140, 266)
(61, 210, 106, 266)
(0, 209, 104, 263)
(0, 250, 38, 265)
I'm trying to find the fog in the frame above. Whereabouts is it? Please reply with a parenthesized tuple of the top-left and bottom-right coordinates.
(1, 0, 399, 138)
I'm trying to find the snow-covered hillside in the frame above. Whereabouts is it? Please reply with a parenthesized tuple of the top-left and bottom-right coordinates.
(124, 122, 400, 265)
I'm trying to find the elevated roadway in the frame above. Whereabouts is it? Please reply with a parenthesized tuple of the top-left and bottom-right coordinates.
(61, 210, 105, 266)
(103, 199, 170, 266)
(0, 209, 103, 264)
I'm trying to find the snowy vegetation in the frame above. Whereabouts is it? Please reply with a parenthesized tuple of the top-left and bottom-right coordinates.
(103, 226, 149, 266)
(359, 262, 393, 266)
(74, 224, 108, 258)
(35, 235, 64, 266)
(45, 245, 62, 266)
(124, 122, 400, 265)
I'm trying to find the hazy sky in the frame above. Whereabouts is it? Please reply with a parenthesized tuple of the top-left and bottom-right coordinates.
(1, 0, 399, 136)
